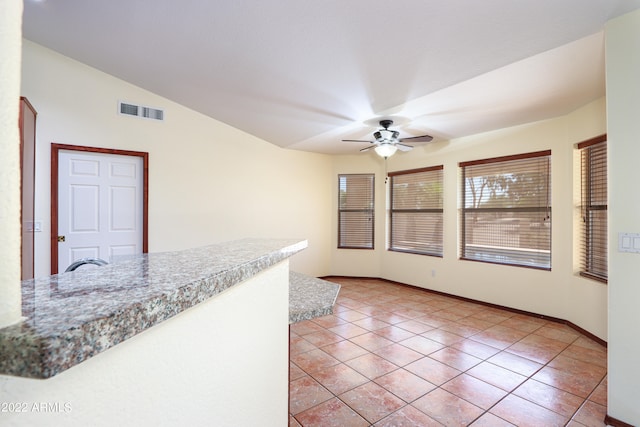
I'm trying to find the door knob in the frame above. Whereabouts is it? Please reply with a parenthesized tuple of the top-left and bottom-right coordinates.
(57, 235, 65, 242)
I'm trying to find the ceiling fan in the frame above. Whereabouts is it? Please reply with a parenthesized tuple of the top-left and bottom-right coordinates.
(342, 119, 433, 158)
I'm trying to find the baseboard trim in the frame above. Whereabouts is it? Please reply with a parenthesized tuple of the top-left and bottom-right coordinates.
(605, 414, 635, 427)
(320, 275, 607, 347)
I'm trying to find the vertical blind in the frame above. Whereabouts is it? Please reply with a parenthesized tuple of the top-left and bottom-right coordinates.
(579, 136, 607, 282)
(338, 174, 374, 249)
(389, 166, 444, 256)
(460, 150, 552, 269)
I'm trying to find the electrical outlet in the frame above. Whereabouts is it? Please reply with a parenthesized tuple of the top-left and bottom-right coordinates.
(431, 269, 436, 278)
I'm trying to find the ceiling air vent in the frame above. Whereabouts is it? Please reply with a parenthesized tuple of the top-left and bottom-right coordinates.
(119, 101, 164, 121)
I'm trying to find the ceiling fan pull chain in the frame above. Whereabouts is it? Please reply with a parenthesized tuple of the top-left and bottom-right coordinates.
(384, 157, 389, 184)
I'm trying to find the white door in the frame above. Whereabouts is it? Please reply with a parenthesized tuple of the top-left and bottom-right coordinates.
(58, 150, 144, 272)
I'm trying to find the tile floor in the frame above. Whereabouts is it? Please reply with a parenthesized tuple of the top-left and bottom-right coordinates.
(289, 278, 608, 427)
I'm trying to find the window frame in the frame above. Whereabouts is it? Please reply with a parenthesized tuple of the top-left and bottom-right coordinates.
(459, 150, 552, 270)
(337, 173, 375, 249)
(389, 165, 444, 257)
(578, 135, 608, 283)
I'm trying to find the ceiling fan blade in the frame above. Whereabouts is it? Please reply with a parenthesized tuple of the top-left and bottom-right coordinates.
(342, 139, 374, 143)
(399, 135, 433, 143)
(359, 145, 376, 152)
(396, 144, 413, 152)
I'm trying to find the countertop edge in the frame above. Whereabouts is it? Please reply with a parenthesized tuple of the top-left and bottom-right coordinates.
(0, 238, 307, 379)
(289, 272, 341, 324)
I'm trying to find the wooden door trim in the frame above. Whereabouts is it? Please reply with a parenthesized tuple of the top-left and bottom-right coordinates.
(20, 97, 37, 280)
(51, 143, 149, 274)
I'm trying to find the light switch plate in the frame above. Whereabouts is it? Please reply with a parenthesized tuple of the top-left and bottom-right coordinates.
(24, 221, 42, 232)
(618, 232, 640, 253)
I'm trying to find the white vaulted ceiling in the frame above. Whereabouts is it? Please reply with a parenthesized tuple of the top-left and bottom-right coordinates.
(22, 1, 640, 154)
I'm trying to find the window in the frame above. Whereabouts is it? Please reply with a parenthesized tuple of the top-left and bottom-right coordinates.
(389, 166, 444, 256)
(338, 174, 374, 249)
(579, 135, 607, 282)
(460, 150, 551, 269)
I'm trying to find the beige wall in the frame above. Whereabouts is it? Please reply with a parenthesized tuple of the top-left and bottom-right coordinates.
(332, 98, 608, 340)
(605, 9, 640, 425)
(21, 41, 333, 278)
(0, 0, 23, 328)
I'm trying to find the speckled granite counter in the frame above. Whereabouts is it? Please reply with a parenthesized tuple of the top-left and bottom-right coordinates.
(0, 238, 307, 379)
(289, 272, 340, 324)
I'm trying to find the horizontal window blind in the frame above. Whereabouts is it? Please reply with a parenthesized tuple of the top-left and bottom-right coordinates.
(460, 150, 551, 269)
(579, 136, 607, 282)
(338, 174, 374, 249)
(389, 166, 443, 256)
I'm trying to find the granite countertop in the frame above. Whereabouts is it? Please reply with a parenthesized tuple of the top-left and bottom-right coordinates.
(0, 238, 307, 379)
(289, 272, 340, 324)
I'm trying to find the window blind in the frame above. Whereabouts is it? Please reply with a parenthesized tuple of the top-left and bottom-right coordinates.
(389, 166, 444, 256)
(460, 150, 551, 269)
(338, 174, 374, 249)
(579, 136, 607, 282)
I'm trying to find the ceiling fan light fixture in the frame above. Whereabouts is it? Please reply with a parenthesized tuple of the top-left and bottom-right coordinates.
(374, 143, 397, 158)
